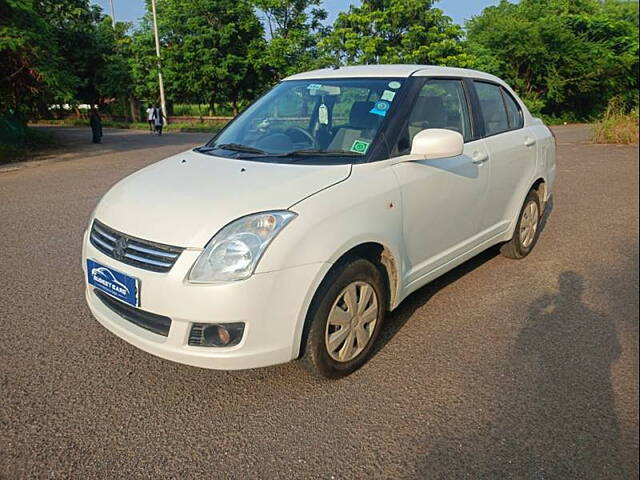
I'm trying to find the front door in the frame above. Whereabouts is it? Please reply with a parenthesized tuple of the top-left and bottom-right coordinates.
(391, 78, 490, 287)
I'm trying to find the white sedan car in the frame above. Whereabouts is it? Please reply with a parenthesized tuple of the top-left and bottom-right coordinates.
(82, 65, 556, 378)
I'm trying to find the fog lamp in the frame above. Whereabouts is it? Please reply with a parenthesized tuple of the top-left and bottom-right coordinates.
(188, 322, 245, 347)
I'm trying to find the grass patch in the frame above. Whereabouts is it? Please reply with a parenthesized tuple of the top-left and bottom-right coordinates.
(36, 118, 227, 134)
(592, 98, 639, 145)
(0, 127, 57, 164)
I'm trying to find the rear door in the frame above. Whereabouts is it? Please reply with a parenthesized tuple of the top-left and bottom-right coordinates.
(473, 81, 537, 234)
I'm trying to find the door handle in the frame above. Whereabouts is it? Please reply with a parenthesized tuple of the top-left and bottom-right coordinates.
(471, 151, 489, 164)
(524, 137, 536, 147)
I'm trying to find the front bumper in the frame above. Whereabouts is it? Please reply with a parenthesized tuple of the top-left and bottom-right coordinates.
(82, 230, 330, 370)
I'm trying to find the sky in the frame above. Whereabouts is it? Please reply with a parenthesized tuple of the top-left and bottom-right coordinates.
(91, 0, 503, 29)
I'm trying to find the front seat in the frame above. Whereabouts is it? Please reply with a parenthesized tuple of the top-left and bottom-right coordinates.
(407, 95, 448, 139)
(396, 96, 448, 154)
(328, 101, 382, 152)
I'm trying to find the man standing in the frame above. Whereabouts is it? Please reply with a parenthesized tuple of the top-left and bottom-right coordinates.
(90, 109, 102, 144)
(146, 104, 155, 133)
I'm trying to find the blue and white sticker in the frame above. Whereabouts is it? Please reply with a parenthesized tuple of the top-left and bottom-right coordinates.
(370, 100, 390, 117)
(388, 81, 402, 89)
(307, 83, 322, 90)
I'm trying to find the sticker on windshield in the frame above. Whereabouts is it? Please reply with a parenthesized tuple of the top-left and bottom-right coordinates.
(388, 81, 401, 89)
(369, 100, 390, 117)
(350, 140, 370, 154)
(307, 83, 322, 90)
(381, 90, 396, 102)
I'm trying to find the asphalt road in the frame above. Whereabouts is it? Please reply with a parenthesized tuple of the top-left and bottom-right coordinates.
(1, 125, 638, 479)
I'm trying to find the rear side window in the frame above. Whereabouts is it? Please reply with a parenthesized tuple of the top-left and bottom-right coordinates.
(474, 81, 510, 136)
(502, 89, 524, 129)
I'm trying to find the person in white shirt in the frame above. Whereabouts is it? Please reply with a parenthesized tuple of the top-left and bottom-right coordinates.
(146, 104, 154, 133)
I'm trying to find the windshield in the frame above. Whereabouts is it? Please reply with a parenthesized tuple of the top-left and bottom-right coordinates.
(199, 78, 405, 162)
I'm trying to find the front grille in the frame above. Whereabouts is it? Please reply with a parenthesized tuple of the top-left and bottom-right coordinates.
(94, 289, 172, 337)
(90, 219, 183, 273)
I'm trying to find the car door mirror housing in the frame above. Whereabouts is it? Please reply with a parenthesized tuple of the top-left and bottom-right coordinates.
(410, 129, 464, 160)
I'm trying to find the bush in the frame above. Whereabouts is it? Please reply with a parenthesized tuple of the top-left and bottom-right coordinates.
(592, 98, 639, 145)
(0, 126, 56, 164)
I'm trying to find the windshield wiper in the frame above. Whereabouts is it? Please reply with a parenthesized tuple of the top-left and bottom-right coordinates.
(193, 146, 217, 153)
(281, 149, 363, 157)
(215, 143, 267, 154)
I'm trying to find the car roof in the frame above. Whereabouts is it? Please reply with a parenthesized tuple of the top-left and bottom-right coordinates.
(283, 64, 504, 83)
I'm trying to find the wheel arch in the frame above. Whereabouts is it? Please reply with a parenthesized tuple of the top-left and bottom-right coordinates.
(294, 240, 401, 360)
(531, 177, 548, 210)
(331, 241, 400, 311)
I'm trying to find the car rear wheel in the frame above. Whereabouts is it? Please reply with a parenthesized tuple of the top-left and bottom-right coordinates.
(501, 189, 541, 259)
(301, 258, 386, 379)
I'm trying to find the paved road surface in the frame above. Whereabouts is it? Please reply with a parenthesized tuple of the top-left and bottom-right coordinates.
(1, 126, 638, 479)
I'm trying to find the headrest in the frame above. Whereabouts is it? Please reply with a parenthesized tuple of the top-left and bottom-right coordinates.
(410, 96, 447, 128)
(349, 101, 379, 129)
(481, 99, 505, 122)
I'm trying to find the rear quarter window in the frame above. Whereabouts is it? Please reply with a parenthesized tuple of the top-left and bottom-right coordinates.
(501, 89, 524, 130)
(474, 81, 510, 136)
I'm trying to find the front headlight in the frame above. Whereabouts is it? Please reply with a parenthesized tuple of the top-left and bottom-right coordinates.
(188, 211, 297, 283)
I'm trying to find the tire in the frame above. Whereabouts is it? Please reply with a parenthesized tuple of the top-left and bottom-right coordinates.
(500, 189, 541, 259)
(301, 258, 386, 379)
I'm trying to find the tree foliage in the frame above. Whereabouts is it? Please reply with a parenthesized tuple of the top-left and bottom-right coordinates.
(466, 0, 639, 118)
(1, 0, 134, 118)
(255, 0, 329, 80)
(0, 0, 76, 118)
(318, 0, 474, 67)
(131, 0, 266, 114)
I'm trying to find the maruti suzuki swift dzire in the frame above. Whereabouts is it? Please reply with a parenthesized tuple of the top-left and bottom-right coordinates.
(83, 65, 556, 378)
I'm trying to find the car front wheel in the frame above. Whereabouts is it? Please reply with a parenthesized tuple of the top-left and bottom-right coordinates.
(301, 258, 386, 379)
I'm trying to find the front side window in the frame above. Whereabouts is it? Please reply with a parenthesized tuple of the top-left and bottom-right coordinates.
(474, 81, 510, 136)
(395, 79, 472, 155)
(199, 78, 405, 163)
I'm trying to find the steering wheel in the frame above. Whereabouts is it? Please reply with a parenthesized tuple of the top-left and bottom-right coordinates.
(285, 127, 316, 148)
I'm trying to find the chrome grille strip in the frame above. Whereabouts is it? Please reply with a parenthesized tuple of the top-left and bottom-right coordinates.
(123, 252, 173, 268)
(126, 241, 180, 258)
(93, 223, 118, 242)
(89, 220, 184, 273)
(90, 232, 114, 251)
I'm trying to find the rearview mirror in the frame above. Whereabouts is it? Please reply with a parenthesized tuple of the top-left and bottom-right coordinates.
(410, 128, 464, 159)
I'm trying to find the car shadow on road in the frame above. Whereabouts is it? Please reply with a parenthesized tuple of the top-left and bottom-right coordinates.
(371, 245, 501, 359)
(413, 270, 626, 478)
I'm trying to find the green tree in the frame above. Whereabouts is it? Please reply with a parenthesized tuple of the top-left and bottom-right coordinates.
(39, 0, 110, 109)
(0, 0, 77, 119)
(1, 0, 134, 117)
(131, 0, 266, 115)
(254, 0, 329, 80)
(318, 0, 475, 67)
(466, 0, 639, 119)
(96, 18, 135, 116)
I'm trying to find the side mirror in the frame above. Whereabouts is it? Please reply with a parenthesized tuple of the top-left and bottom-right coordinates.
(410, 128, 464, 159)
